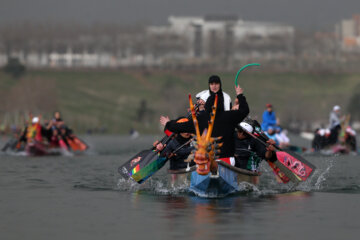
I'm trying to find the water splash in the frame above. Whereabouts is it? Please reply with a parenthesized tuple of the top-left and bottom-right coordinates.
(313, 158, 335, 191)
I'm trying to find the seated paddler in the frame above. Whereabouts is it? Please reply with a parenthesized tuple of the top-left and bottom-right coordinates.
(154, 117, 195, 171)
(234, 121, 277, 172)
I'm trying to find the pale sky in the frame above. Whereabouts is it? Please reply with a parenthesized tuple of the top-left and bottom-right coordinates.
(1, 0, 360, 31)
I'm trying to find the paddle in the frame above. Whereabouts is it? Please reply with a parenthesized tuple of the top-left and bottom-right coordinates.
(338, 114, 351, 143)
(118, 103, 199, 182)
(234, 63, 291, 181)
(242, 126, 316, 184)
(66, 136, 89, 152)
(2, 130, 27, 152)
(1, 138, 19, 152)
(130, 137, 194, 183)
(118, 133, 174, 181)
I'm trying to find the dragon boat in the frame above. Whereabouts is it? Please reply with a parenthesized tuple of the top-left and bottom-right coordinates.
(168, 94, 260, 197)
(2, 136, 88, 157)
(118, 63, 316, 195)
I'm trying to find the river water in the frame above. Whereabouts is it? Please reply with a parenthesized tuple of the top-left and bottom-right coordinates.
(1, 135, 360, 240)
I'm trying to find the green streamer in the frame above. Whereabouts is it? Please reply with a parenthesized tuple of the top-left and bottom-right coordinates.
(235, 63, 261, 86)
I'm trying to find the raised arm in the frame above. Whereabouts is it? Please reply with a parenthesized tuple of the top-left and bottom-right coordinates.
(228, 85, 249, 124)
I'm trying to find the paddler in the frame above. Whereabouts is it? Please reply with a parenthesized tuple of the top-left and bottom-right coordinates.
(234, 122, 276, 171)
(155, 118, 195, 170)
(26, 116, 43, 143)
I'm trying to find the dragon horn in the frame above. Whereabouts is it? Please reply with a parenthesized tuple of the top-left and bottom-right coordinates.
(189, 94, 201, 140)
(205, 94, 218, 142)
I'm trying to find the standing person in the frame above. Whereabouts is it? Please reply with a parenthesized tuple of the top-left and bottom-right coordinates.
(328, 105, 342, 145)
(163, 85, 249, 162)
(261, 103, 277, 131)
(196, 75, 232, 110)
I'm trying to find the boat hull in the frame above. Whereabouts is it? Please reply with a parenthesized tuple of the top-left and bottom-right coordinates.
(189, 161, 260, 198)
(25, 141, 48, 156)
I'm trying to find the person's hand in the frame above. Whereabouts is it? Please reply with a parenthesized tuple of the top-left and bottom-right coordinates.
(166, 152, 176, 158)
(231, 104, 239, 110)
(196, 99, 205, 106)
(235, 85, 243, 95)
(155, 143, 165, 151)
(266, 139, 276, 152)
(160, 116, 170, 126)
(153, 140, 159, 147)
(267, 139, 276, 146)
(266, 144, 275, 152)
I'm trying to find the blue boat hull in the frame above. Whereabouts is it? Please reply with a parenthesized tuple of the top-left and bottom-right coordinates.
(189, 162, 259, 198)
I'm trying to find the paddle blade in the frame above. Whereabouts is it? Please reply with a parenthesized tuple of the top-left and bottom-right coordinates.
(131, 157, 168, 183)
(118, 149, 152, 180)
(58, 139, 69, 150)
(267, 161, 291, 184)
(69, 137, 88, 151)
(67, 137, 80, 151)
(283, 149, 316, 170)
(15, 141, 22, 150)
(118, 149, 168, 183)
(276, 151, 315, 182)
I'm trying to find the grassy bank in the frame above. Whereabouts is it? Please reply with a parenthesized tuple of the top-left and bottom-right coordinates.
(1, 69, 359, 134)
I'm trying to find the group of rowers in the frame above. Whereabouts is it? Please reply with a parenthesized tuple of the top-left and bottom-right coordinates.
(15, 112, 79, 153)
(152, 75, 278, 173)
(312, 105, 357, 153)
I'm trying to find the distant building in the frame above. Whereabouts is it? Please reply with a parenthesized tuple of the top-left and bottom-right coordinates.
(146, 15, 294, 65)
(0, 15, 294, 68)
(335, 14, 360, 51)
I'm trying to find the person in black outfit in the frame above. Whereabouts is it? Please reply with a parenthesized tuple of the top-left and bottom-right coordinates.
(164, 85, 248, 159)
(234, 122, 276, 171)
(154, 118, 195, 170)
(161, 132, 195, 170)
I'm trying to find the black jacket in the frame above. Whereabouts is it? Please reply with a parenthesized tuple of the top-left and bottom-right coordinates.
(234, 136, 277, 170)
(161, 135, 194, 170)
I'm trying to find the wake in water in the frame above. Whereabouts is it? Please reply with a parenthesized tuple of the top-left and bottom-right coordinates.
(115, 155, 360, 197)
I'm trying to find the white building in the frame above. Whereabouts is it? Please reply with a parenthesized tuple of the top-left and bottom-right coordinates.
(146, 15, 295, 63)
(0, 16, 295, 68)
(335, 14, 360, 51)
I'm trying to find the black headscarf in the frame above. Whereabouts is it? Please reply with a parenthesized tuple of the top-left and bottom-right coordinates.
(204, 93, 225, 115)
(207, 75, 225, 113)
